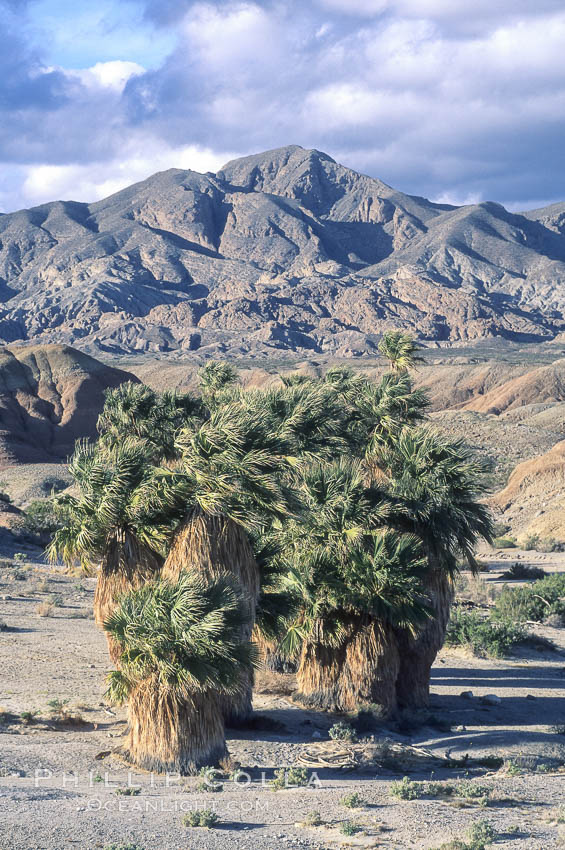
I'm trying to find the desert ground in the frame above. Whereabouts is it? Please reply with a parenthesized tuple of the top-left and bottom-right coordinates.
(1, 548, 564, 850)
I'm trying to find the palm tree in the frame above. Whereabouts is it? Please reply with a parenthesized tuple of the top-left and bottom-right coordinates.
(97, 382, 204, 463)
(48, 439, 177, 661)
(105, 571, 256, 773)
(160, 400, 293, 724)
(198, 360, 239, 408)
(376, 428, 493, 707)
(378, 331, 425, 372)
(347, 371, 428, 462)
(270, 460, 429, 714)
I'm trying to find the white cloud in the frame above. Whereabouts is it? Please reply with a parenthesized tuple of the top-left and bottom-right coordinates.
(3, 0, 565, 211)
(18, 142, 235, 207)
(73, 61, 146, 92)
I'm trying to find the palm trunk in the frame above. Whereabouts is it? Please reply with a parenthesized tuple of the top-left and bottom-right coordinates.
(162, 509, 259, 724)
(296, 617, 399, 715)
(394, 563, 453, 708)
(253, 629, 297, 673)
(123, 676, 227, 774)
(94, 534, 163, 663)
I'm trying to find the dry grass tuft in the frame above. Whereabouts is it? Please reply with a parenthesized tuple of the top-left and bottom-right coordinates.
(36, 602, 54, 617)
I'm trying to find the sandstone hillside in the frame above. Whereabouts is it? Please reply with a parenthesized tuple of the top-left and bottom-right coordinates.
(0, 345, 137, 466)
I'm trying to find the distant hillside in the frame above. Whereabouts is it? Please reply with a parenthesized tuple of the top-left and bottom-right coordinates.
(1, 145, 565, 357)
(0, 344, 137, 466)
(490, 440, 565, 542)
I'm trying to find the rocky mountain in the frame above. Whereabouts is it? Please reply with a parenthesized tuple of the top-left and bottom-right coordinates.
(1, 145, 565, 356)
(0, 344, 137, 466)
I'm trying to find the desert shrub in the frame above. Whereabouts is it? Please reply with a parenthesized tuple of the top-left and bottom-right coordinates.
(390, 777, 422, 800)
(115, 787, 141, 796)
(182, 809, 218, 828)
(47, 698, 70, 718)
(329, 721, 356, 741)
(340, 792, 366, 808)
(13, 553, 26, 563)
(302, 811, 322, 826)
(500, 563, 546, 580)
(0, 620, 7, 631)
(467, 820, 496, 846)
(454, 574, 497, 606)
(47, 593, 63, 607)
(36, 602, 54, 617)
(103, 845, 145, 850)
(492, 537, 516, 549)
(271, 767, 309, 790)
(340, 821, 361, 836)
(493, 573, 565, 623)
(538, 537, 563, 553)
(352, 702, 386, 732)
(455, 781, 491, 804)
(522, 533, 540, 551)
(446, 608, 527, 658)
(429, 819, 496, 850)
(40, 477, 69, 496)
(20, 710, 40, 725)
(22, 500, 63, 537)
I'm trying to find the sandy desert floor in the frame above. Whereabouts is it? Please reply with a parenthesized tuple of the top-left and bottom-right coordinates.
(1, 551, 564, 850)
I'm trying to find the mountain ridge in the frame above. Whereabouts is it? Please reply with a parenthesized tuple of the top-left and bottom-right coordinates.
(1, 145, 565, 357)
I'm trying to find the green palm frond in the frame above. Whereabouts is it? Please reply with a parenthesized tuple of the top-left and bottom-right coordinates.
(104, 571, 257, 702)
(378, 331, 425, 372)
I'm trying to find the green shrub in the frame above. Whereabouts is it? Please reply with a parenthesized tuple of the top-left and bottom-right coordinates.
(115, 787, 141, 796)
(492, 537, 516, 549)
(500, 562, 546, 580)
(302, 811, 322, 826)
(537, 536, 563, 553)
(103, 845, 145, 850)
(467, 819, 496, 847)
(340, 792, 366, 808)
(22, 500, 64, 537)
(446, 608, 527, 658)
(429, 819, 496, 850)
(20, 710, 40, 724)
(522, 533, 540, 551)
(182, 808, 218, 828)
(493, 573, 565, 623)
(390, 776, 422, 800)
(340, 821, 361, 836)
(271, 767, 310, 790)
(328, 721, 356, 741)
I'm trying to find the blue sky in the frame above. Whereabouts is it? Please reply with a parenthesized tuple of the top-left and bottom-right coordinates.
(1, 0, 565, 212)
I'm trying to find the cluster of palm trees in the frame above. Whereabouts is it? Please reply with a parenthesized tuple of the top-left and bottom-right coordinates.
(49, 332, 493, 773)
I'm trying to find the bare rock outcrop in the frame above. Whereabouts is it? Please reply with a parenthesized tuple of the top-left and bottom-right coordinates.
(0, 146, 564, 356)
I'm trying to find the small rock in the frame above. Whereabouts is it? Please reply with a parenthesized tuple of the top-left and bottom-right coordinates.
(454, 725, 466, 732)
(460, 691, 473, 699)
(481, 694, 501, 706)
(526, 694, 536, 700)
(311, 730, 322, 739)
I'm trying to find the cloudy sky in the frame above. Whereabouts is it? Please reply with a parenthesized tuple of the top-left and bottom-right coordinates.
(1, 0, 564, 213)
